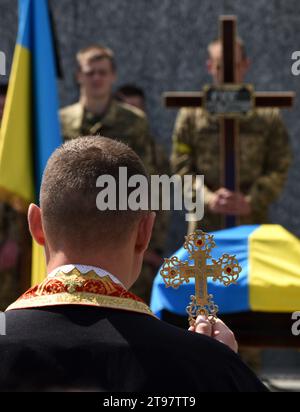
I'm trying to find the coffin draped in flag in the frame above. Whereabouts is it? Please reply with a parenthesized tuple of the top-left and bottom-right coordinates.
(151, 225, 300, 318)
(0, 0, 62, 285)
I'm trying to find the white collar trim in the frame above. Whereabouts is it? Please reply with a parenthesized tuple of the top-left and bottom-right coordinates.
(47, 264, 125, 288)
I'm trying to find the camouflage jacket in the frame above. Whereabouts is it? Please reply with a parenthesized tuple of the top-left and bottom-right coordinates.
(60, 99, 158, 174)
(171, 108, 292, 232)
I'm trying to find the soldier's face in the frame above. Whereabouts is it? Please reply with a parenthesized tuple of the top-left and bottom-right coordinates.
(207, 43, 250, 83)
(77, 58, 116, 99)
(0, 94, 6, 120)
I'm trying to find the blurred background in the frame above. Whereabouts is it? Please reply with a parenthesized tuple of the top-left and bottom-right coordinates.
(1, 0, 300, 251)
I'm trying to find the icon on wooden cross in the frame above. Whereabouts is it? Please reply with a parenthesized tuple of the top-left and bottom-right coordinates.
(160, 230, 242, 326)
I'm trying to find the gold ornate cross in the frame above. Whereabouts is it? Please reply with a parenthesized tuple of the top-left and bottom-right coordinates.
(160, 230, 242, 326)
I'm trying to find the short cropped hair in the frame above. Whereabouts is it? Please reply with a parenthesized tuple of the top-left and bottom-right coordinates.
(76, 45, 116, 72)
(208, 37, 247, 60)
(40, 136, 149, 251)
(116, 84, 145, 99)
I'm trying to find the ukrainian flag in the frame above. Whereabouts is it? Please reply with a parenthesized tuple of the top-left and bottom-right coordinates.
(0, 0, 62, 285)
(151, 225, 300, 317)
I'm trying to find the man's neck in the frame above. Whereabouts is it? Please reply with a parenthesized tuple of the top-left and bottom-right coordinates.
(45, 250, 135, 290)
(80, 93, 112, 116)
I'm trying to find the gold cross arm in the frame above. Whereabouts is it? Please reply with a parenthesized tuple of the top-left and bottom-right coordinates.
(160, 230, 242, 325)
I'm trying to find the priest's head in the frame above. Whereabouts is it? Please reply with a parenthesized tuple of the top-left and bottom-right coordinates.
(28, 136, 155, 289)
(207, 38, 251, 84)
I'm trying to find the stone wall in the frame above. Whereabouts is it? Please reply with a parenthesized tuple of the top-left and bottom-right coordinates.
(1, 0, 300, 247)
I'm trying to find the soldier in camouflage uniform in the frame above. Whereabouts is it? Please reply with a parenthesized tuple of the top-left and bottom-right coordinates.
(61, 98, 155, 173)
(171, 40, 292, 373)
(60, 46, 169, 303)
(114, 84, 171, 302)
(171, 39, 291, 234)
(115, 83, 171, 177)
(173, 106, 291, 234)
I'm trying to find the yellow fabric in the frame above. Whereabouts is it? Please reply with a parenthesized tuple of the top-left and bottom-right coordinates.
(0, 45, 34, 209)
(0, 44, 45, 286)
(249, 224, 300, 312)
(174, 142, 192, 154)
(31, 240, 47, 285)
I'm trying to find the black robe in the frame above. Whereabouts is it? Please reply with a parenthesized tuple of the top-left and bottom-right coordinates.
(0, 305, 268, 392)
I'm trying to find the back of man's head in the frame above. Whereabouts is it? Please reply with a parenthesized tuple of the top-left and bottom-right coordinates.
(40, 136, 149, 253)
(207, 37, 247, 60)
(116, 84, 145, 100)
(115, 84, 146, 111)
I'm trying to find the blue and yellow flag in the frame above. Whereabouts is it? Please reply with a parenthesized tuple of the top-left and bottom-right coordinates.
(0, 0, 62, 284)
(151, 225, 300, 316)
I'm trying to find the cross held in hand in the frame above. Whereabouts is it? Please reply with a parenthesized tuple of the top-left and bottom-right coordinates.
(160, 230, 242, 326)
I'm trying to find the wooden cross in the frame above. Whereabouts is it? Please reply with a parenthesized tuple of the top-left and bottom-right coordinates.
(160, 230, 242, 326)
(164, 15, 295, 228)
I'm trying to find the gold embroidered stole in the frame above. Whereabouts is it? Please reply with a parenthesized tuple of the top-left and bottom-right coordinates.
(6, 268, 155, 318)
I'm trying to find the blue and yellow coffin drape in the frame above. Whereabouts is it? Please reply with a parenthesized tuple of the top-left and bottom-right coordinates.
(0, 0, 62, 284)
(151, 225, 300, 317)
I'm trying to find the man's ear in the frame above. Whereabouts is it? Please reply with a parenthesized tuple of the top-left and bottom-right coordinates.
(28, 204, 45, 246)
(135, 212, 156, 254)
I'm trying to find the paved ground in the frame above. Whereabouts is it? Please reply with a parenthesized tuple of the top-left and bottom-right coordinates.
(263, 378, 300, 392)
(261, 349, 300, 392)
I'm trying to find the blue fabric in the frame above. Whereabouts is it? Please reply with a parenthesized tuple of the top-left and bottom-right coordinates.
(31, 0, 62, 191)
(18, 0, 31, 48)
(150, 225, 259, 318)
(18, 0, 62, 195)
